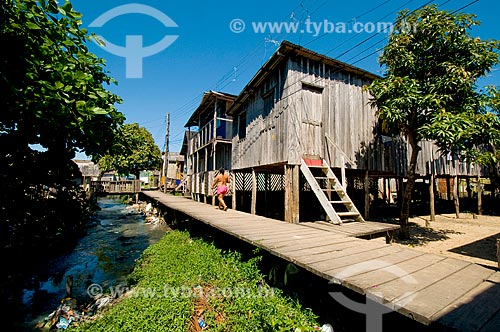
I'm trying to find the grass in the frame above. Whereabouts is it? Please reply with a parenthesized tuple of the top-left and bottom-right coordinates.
(72, 231, 320, 332)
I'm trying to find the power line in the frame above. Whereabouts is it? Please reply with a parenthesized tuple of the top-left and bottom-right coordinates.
(451, 0, 479, 14)
(329, 0, 428, 59)
(273, 0, 467, 103)
(302, 0, 393, 47)
(346, 0, 475, 66)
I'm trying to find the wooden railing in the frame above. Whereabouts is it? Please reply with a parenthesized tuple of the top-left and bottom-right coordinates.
(192, 118, 233, 151)
(91, 180, 141, 194)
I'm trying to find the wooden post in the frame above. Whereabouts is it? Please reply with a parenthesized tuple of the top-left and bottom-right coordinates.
(477, 174, 482, 215)
(364, 171, 370, 220)
(446, 176, 451, 201)
(497, 238, 500, 269)
(397, 177, 403, 210)
(387, 178, 392, 204)
(383, 178, 387, 201)
(264, 173, 269, 217)
(341, 155, 346, 189)
(284, 165, 300, 223)
(429, 174, 435, 224)
(205, 148, 209, 203)
(453, 175, 460, 219)
(325, 168, 332, 222)
(251, 168, 257, 215)
(212, 166, 216, 207)
(195, 151, 199, 201)
(232, 172, 236, 211)
(162, 113, 170, 194)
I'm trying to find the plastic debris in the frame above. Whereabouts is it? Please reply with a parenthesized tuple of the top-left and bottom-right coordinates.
(56, 316, 74, 329)
(320, 324, 334, 332)
(198, 317, 207, 329)
(314, 323, 334, 332)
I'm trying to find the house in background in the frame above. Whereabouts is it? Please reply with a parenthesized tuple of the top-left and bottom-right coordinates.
(183, 91, 237, 202)
(163, 152, 185, 190)
(73, 159, 101, 193)
(226, 40, 486, 223)
(180, 130, 195, 194)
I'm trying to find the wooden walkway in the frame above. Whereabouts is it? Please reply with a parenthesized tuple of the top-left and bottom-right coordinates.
(142, 191, 500, 332)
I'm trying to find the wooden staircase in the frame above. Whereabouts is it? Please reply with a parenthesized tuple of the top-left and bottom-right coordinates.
(300, 158, 364, 225)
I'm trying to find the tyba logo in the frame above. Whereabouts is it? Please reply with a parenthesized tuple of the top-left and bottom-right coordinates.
(89, 4, 179, 78)
(328, 259, 418, 332)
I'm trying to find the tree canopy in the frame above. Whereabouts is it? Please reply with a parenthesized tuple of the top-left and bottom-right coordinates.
(367, 4, 500, 238)
(0, 0, 124, 254)
(1, 0, 124, 159)
(98, 123, 162, 179)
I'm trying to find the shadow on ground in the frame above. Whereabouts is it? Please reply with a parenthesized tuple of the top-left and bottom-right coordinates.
(449, 232, 500, 262)
(370, 217, 464, 247)
(391, 221, 465, 247)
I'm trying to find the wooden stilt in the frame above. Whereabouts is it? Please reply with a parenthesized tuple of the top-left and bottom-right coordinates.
(264, 173, 269, 217)
(232, 172, 236, 211)
(397, 177, 403, 210)
(284, 165, 299, 223)
(364, 171, 370, 220)
(497, 238, 500, 269)
(446, 176, 451, 201)
(251, 168, 257, 215)
(429, 174, 435, 224)
(477, 174, 482, 215)
(453, 175, 460, 219)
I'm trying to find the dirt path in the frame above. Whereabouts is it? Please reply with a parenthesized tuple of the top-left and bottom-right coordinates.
(374, 213, 500, 270)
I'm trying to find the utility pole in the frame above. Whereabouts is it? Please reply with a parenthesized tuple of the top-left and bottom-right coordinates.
(162, 113, 170, 193)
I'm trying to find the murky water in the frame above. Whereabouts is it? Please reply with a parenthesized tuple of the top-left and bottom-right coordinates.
(15, 197, 170, 331)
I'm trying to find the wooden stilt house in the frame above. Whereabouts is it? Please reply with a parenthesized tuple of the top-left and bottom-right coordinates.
(226, 40, 488, 223)
(184, 91, 237, 203)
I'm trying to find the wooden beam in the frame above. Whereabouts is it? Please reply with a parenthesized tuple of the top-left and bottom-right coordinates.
(453, 175, 460, 219)
(477, 174, 482, 215)
(497, 238, 500, 270)
(284, 165, 300, 223)
(446, 176, 451, 201)
(251, 168, 257, 215)
(429, 174, 435, 224)
(232, 172, 236, 211)
(364, 171, 370, 220)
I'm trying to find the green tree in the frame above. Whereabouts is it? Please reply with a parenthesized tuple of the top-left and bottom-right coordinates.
(423, 87, 500, 192)
(0, 0, 124, 254)
(366, 5, 499, 239)
(98, 123, 162, 180)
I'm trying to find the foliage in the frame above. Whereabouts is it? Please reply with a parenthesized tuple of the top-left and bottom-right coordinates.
(97, 123, 162, 178)
(1, 0, 124, 158)
(366, 4, 499, 238)
(73, 231, 319, 332)
(421, 86, 500, 178)
(0, 0, 124, 255)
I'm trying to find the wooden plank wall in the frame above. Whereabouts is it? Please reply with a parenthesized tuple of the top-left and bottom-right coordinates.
(231, 53, 487, 178)
(231, 62, 290, 170)
(416, 140, 487, 176)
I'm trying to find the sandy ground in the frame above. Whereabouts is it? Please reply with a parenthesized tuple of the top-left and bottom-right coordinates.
(374, 213, 500, 270)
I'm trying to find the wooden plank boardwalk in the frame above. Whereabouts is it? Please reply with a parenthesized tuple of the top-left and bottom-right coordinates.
(142, 191, 500, 332)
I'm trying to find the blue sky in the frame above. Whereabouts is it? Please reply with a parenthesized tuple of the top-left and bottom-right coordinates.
(70, 0, 500, 158)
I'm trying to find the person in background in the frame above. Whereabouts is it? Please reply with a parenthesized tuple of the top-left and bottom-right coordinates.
(212, 167, 230, 211)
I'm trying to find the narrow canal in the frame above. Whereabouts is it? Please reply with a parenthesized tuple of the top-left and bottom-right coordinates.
(10, 196, 170, 331)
